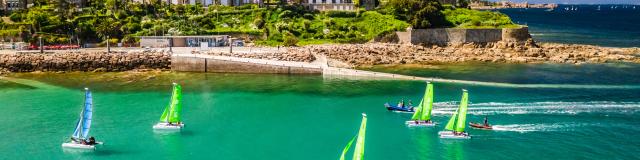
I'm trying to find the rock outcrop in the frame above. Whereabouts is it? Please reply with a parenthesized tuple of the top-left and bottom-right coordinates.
(299, 42, 640, 67)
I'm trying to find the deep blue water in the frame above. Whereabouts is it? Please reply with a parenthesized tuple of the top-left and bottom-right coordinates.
(497, 4, 640, 47)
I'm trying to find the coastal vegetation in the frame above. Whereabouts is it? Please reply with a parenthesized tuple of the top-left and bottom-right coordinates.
(0, 0, 516, 46)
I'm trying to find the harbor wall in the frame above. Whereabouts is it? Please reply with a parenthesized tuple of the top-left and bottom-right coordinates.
(171, 56, 322, 74)
(0, 51, 170, 72)
(397, 27, 530, 45)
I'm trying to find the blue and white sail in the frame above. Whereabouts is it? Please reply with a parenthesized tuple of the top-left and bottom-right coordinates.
(72, 88, 93, 139)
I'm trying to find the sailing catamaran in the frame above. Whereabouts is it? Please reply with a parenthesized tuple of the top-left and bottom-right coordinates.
(438, 89, 470, 139)
(62, 88, 101, 149)
(406, 82, 435, 127)
(153, 83, 184, 130)
(339, 113, 367, 160)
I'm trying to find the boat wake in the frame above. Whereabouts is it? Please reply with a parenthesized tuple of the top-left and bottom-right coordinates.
(431, 101, 640, 115)
(491, 123, 590, 133)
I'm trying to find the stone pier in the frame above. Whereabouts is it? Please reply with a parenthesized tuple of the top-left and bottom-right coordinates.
(170, 54, 323, 74)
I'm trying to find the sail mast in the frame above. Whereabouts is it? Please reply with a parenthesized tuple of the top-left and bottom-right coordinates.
(420, 82, 434, 121)
(169, 83, 182, 123)
(81, 88, 93, 139)
(352, 113, 367, 160)
(339, 113, 367, 160)
(160, 83, 177, 123)
(455, 90, 468, 132)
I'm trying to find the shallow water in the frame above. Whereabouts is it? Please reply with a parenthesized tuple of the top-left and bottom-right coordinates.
(0, 69, 638, 159)
(365, 62, 640, 85)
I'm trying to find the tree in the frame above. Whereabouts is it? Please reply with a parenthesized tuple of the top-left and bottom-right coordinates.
(384, 0, 451, 28)
(95, 17, 121, 40)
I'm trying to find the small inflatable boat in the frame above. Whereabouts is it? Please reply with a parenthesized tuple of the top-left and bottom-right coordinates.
(469, 122, 493, 130)
(384, 103, 414, 113)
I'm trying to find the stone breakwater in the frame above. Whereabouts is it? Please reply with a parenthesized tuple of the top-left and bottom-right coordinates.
(0, 51, 170, 73)
(200, 48, 316, 62)
(299, 42, 640, 67)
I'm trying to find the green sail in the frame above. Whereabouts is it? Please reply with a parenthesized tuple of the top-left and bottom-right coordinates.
(169, 84, 182, 123)
(455, 90, 469, 132)
(352, 114, 367, 160)
(410, 99, 423, 120)
(420, 83, 434, 121)
(444, 108, 458, 131)
(159, 105, 169, 122)
(339, 136, 356, 160)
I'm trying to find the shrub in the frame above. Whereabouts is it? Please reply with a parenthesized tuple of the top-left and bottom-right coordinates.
(303, 13, 314, 20)
(253, 18, 266, 29)
(325, 11, 357, 18)
(282, 31, 298, 46)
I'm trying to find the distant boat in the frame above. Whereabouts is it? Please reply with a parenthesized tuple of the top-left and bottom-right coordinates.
(339, 113, 367, 160)
(438, 89, 470, 139)
(62, 88, 101, 149)
(153, 83, 184, 130)
(597, 6, 601, 11)
(405, 82, 435, 127)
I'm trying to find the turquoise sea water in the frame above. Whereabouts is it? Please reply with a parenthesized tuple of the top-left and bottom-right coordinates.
(1, 67, 639, 159)
(497, 4, 640, 47)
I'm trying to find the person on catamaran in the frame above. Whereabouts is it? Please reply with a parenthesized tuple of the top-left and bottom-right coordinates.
(407, 100, 413, 109)
(87, 137, 96, 145)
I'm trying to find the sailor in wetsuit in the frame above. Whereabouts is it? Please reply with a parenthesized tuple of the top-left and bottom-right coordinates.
(484, 116, 489, 126)
(87, 137, 96, 145)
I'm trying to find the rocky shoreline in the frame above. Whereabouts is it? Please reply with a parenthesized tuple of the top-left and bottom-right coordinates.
(1, 41, 639, 74)
(299, 42, 640, 68)
(0, 51, 170, 73)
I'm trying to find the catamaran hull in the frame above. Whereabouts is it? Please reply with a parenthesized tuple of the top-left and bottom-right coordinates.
(153, 123, 184, 130)
(61, 142, 101, 149)
(438, 131, 471, 139)
(405, 121, 436, 127)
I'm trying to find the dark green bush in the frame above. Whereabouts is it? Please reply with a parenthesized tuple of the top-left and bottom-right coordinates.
(325, 11, 357, 18)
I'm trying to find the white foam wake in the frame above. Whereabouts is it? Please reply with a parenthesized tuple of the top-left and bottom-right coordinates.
(430, 101, 640, 115)
(491, 123, 590, 133)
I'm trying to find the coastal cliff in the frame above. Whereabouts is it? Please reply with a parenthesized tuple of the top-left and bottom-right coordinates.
(0, 51, 170, 73)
